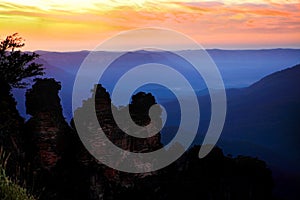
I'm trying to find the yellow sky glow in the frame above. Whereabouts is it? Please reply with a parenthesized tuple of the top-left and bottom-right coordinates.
(1, 0, 299, 51)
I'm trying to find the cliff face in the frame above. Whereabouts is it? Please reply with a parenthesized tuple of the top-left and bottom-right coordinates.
(25, 78, 70, 170)
(75, 84, 163, 154)
(73, 84, 163, 181)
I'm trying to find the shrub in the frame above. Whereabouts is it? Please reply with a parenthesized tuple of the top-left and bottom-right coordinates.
(0, 147, 35, 200)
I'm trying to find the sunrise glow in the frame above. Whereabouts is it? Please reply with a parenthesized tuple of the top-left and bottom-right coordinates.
(1, 0, 299, 51)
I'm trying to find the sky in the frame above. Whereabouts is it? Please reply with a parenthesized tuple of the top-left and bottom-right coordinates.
(0, 0, 299, 51)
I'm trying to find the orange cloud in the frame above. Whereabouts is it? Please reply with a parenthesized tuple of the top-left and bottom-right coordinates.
(0, 0, 299, 51)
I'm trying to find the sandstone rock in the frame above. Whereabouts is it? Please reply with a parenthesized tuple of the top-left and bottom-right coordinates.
(25, 78, 70, 170)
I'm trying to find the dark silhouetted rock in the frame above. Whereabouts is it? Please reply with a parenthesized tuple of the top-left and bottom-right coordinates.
(25, 78, 69, 169)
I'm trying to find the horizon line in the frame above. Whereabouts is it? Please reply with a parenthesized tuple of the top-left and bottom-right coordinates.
(30, 47, 300, 53)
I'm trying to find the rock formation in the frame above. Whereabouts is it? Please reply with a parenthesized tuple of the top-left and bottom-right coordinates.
(73, 84, 163, 181)
(25, 78, 70, 170)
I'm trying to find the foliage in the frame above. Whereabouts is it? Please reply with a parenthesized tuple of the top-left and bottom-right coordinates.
(0, 147, 36, 200)
(0, 33, 44, 88)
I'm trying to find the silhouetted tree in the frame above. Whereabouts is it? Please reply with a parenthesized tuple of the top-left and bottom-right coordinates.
(0, 33, 43, 187)
(0, 33, 44, 88)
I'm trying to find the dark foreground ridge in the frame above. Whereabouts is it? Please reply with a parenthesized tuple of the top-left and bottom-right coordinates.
(0, 78, 276, 200)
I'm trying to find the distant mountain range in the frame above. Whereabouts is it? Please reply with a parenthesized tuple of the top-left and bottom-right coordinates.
(13, 49, 300, 121)
(161, 63, 300, 165)
(222, 64, 300, 166)
(161, 64, 300, 199)
(221, 64, 300, 199)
